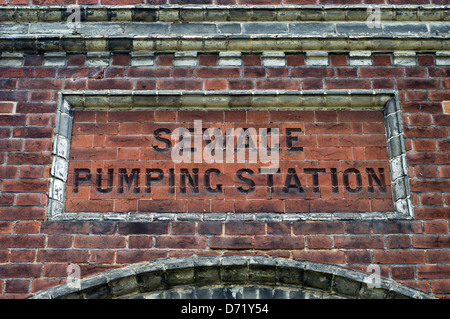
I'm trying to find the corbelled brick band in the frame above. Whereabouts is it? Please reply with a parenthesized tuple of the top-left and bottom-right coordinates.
(0, 3, 449, 299)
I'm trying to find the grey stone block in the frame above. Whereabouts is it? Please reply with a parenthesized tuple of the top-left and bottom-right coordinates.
(56, 112, 73, 139)
(383, 23, 428, 34)
(178, 289, 195, 299)
(349, 51, 372, 66)
(303, 270, 333, 292)
(47, 199, 64, 219)
(136, 269, 164, 292)
(224, 287, 243, 299)
(86, 52, 110, 66)
(383, 97, 398, 117)
(429, 24, 450, 34)
(29, 22, 74, 34)
(170, 23, 217, 34)
(395, 198, 411, 217)
(387, 135, 405, 159)
(49, 178, 65, 202)
(131, 52, 154, 66)
(0, 39, 13, 52)
(385, 113, 401, 138)
(337, 23, 381, 34)
(82, 280, 111, 299)
(195, 288, 212, 299)
(394, 51, 417, 66)
(303, 291, 323, 299)
(219, 52, 241, 66)
(289, 289, 307, 299)
(243, 286, 258, 299)
(221, 257, 248, 283)
(124, 23, 169, 35)
(242, 22, 288, 34)
(262, 52, 285, 67)
(39, 8, 64, 22)
(390, 155, 407, 181)
(210, 287, 226, 299)
(306, 51, 328, 66)
(12, 38, 35, 52)
(249, 265, 277, 284)
(77, 23, 123, 35)
(36, 36, 62, 52)
(174, 51, 197, 66)
(51, 156, 69, 182)
(289, 22, 335, 34)
(333, 276, 361, 297)
(108, 38, 131, 52)
(0, 9, 15, 22)
(44, 52, 66, 66)
(133, 8, 157, 22)
(194, 265, 221, 285)
(278, 266, 304, 286)
(0, 23, 29, 34)
(273, 289, 289, 299)
(109, 276, 139, 297)
(162, 290, 180, 299)
(359, 284, 388, 299)
(258, 287, 273, 299)
(165, 267, 195, 287)
(392, 178, 407, 201)
(53, 135, 70, 160)
(218, 23, 241, 34)
(0, 53, 24, 66)
(436, 51, 450, 66)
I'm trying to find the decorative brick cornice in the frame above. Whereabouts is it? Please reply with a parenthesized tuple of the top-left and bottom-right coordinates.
(1, 5, 449, 23)
(0, 5, 448, 53)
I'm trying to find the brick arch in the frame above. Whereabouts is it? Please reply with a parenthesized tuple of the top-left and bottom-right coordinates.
(30, 256, 433, 299)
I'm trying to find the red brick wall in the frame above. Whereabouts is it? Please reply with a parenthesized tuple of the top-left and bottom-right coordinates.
(0, 52, 449, 298)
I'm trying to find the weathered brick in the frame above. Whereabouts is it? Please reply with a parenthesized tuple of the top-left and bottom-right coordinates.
(37, 249, 89, 263)
(171, 222, 196, 235)
(116, 250, 167, 264)
(373, 251, 426, 264)
(412, 235, 450, 248)
(74, 235, 126, 248)
(372, 221, 422, 234)
(0, 264, 42, 278)
(155, 236, 207, 249)
(293, 222, 344, 234)
(306, 236, 332, 249)
(254, 236, 304, 250)
(431, 280, 450, 294)
(334, 235, 384, 249)
(225, 222, 265, 235)
(3, 180, 48, 193)
(118, 222, 169, 235)
(292, 250, 345, 264)
(209, 236, 253, 250)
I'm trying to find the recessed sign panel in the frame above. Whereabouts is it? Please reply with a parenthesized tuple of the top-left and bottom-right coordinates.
(64, 109, 393, 215)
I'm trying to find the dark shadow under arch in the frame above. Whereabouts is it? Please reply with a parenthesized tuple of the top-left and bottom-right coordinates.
(30, 256, 434, 299)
